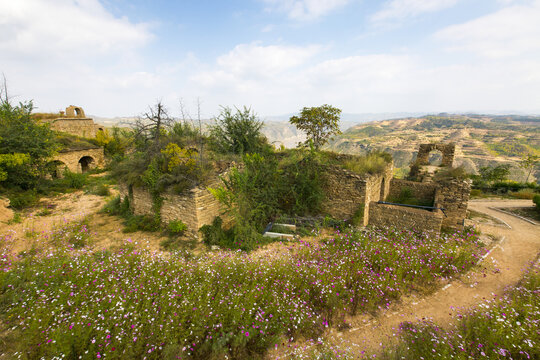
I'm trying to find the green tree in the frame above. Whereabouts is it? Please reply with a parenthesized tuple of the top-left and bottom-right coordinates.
(0, 86, 58, 188)
(209, 106, 266, 154)
(478, 164, 511, 184)
(518, 154, 539, 183)
(289, 104, 342, 149)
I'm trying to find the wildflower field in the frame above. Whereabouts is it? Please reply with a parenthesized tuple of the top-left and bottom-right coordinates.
(381, 263, 540, 360)
(0, 220, 485, 359)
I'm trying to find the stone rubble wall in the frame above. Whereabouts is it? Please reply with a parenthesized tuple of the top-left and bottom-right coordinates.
(387, 179, 437, 206)
(322, 162, 393, 225)
(434, 179, 471, 230)
(368, 202, 443, 233)
(49, 118, 103, 139)
(119, 178, 230, 240)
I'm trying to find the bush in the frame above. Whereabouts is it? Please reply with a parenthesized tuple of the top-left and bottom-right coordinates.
(123, 214, 161, 233)
(342, 152, 390, 175)
(7, 189, 39, 209)
(533, 194, 540, 213)
(61, 170, 88, 189)
(167, 219, 187, 235)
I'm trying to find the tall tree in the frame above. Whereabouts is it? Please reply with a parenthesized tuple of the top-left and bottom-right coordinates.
(519, 154, 539, 183)
(289, 104, 342, 149)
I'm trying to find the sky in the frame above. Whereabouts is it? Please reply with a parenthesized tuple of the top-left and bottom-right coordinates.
(1, 0, 540, 118)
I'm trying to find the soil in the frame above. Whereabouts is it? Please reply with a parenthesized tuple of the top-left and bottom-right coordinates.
(0, 190, 168, 256)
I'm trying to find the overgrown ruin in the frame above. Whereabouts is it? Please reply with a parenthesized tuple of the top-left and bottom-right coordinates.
(42, 106, 105, 174)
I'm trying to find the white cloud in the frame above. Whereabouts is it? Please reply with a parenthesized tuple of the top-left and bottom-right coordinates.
(0, 0, 152, 58)
(371, 0, 460, 22)
(435, 0, 540, 58)
(263, 0, 351, 20)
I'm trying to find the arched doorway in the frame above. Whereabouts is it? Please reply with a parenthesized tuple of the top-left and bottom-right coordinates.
(78, 156, 94, 173)
(47, 160, 67, 178)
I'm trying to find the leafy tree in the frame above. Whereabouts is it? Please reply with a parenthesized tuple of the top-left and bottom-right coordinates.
(478, 164, 511, 184)
(289, 104, 342, 149)
(518, 154, 539, 183)
(0, 83, 58, 188)
(209, 106, 266, 154)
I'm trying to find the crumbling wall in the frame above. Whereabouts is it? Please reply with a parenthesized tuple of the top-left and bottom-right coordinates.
(322, 162, 393, 225)
(322, 166, 367, 222)
(388, 179, 437, 206)
(50, 118, 102, 138)
(434, 180, 471, 230)
(368, 202, 443, 233)
(120, 178, 230, 239)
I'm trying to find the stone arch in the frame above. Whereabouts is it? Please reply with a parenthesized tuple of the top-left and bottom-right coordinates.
(78, 156, 94, 173)
(416, 143, 455, 167)
(47, 160, 67, 178)
(65, 105, 86, 118)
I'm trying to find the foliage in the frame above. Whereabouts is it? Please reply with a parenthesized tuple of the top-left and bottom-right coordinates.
(341, 151, 391, 175)
(209, 106, 266, 154)
(518, 153, 539, 183)
(433, 165, 468, 182)
(0, 98, 58, 189)
(476, 164, 511, 184)
(61, 169, 88, 189)
(386, 187, 434, 207)
(289, 104, 342, 149)
(533, 194, 540, 213)
(381, 266, 540, 360)
(92, 127, 132, 160)
(167, 219, 187, 235)
(101, 195, 160, 233)
(0, 225, 484, 359)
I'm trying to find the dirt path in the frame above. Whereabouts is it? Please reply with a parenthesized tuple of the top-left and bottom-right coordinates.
(0, 190, 168, 255)
(323, 199, 540, 357)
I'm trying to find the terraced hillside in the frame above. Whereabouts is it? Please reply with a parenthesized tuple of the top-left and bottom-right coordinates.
(328, 114, 540, 181)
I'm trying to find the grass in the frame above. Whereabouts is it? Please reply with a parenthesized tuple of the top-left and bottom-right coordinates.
(341, 152, 391, 175)
(380, 264, 540, 360)
(0, 223, 485, 359)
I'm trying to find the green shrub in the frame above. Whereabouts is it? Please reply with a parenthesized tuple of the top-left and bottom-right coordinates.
(342, 152, 390, 175)
(167, 219, 187, 235)
(61, 170, 88, 189)
(8, 189, 39, 209)
(533, 194, 540, 213)
(90, 184, 110, 196)
(123, 214, 160, 233)
(510, 188, 537, 200)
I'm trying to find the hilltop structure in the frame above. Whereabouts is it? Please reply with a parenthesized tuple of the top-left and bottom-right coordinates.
(41, 106, 105, 174)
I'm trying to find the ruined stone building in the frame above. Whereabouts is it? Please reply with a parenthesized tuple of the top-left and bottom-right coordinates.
(42, 106, 105, 174)
(120, 144, 470, 240)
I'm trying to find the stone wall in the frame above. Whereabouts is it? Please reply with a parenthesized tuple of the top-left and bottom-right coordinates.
(321, 162, 393, 225)
(49, 118, 103, 139)
(387, 179, 437, 206)
(53, 147, 105, 173)
(368, 202, 443, 233)
(120, 178, 229, 239)
(434, 180, 471, 230)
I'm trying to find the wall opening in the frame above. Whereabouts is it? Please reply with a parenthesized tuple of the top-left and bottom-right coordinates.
(380, 177, 386, 201)
(78, 156, 94, 173)
(427, 149, 443, 166)
(47, 160, 67, 178)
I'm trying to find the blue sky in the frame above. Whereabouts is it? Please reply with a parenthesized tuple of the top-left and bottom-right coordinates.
(1, 0, 539, 118)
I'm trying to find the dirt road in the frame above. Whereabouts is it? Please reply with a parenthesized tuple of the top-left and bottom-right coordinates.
(329, 199, 540, 357)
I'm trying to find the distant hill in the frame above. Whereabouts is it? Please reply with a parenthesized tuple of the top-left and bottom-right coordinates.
(327, 114, 540, 181)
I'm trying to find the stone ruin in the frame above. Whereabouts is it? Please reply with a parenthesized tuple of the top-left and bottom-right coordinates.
(120, 144, 471, 240)
(43, 106, 105, 175)
(48, 105, 105, 139)
(369, 143, 471, 232)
